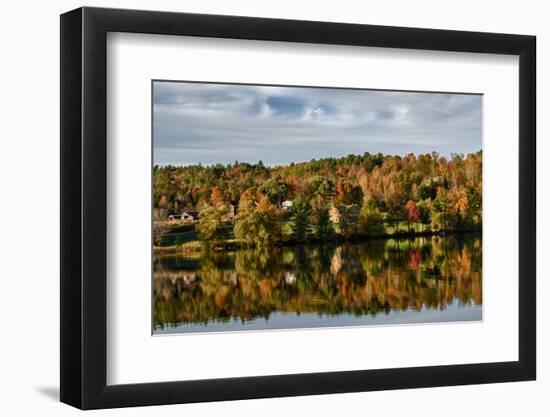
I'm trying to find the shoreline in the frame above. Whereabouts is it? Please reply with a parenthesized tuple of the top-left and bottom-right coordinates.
(153, 228, 481, 257)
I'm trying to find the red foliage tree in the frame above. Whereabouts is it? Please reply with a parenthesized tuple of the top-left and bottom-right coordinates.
(406, 200, 421, 231)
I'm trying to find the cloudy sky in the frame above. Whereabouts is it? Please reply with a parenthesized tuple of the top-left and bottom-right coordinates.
(153, 81, 482, 167)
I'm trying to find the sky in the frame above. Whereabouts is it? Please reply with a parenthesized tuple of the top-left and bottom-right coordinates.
(153, 81, 482, 167)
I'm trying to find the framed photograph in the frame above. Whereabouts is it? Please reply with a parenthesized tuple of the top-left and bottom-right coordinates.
(60, 6, 536, 409)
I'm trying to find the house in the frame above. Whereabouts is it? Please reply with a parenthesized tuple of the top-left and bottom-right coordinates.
(284, 272, 296, 285)
(168, 210, 199, 222)
(282, 200, 293, 210)
(328, 206, 339, 224)
(228, 203, 236, 219)
(329, 204, 360, 225)
(181, 210, 199, 221)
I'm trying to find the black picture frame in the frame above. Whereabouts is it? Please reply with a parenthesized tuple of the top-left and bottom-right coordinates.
(60, 6, 536, 410)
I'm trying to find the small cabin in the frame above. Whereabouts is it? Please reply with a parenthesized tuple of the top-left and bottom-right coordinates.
(167, 213, 182, 222)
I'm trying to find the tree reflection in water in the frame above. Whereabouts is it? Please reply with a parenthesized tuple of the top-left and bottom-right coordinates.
(153, 235, 482, 331)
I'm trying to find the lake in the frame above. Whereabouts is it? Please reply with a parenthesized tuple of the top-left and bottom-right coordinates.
(153, 234, 482, 334)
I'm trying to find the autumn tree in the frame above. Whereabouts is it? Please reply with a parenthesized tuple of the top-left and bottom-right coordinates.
(234, 196, 279, 247)
(256, 195, 281, 241)
(239, 187, 259, 208)
(335, 177, 363, 205)
(210, 186, 225, 206)
(405, 200, 421, 231)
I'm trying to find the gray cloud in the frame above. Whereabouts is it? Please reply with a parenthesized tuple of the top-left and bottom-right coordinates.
(153, 81, 482, 166)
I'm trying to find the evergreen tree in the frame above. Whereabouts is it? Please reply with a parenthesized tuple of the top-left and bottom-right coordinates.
(312, 205, 333, 240)
(291, 196, 311, 242)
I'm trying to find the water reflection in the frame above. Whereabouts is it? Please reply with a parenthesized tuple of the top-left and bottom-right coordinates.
(153, 235, 482, 333)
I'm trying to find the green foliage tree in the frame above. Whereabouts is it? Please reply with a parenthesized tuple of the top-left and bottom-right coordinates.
(196, 205, 226, 247)
(358, 204, 386, 236)
(433, 187, 449, 230)
(417, 182, 435, 200)
(416, 200, 432, 232)
(309, 176, 335, 198)
(259, 177, 288, 206)
(291, 196, 312, 242)
(153, 168, 172, 208)
(465, 187, 482, 230)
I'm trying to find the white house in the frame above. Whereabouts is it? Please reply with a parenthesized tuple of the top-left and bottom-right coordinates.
(282, 200, 293, 209)
(181, 210, 199, 221)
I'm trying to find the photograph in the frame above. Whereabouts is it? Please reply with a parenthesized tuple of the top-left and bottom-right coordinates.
(152, 81, 483, 334)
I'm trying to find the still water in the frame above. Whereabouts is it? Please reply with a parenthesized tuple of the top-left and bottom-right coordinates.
(153, 235, 482, 334)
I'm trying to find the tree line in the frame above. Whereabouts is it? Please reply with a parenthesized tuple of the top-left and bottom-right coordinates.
(153, 150, 482, 247)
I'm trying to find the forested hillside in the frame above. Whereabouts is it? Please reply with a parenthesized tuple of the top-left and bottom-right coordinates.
(153, 150, 482, 247)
